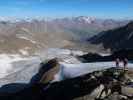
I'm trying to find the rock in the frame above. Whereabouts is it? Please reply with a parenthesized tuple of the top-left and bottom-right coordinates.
(107, 92, 127, 100)
(121, 86, 133, 97)
(39, 64, 60, 84)
(31, 58, 60, 84)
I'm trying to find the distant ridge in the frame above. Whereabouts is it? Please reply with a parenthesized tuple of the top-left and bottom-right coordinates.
(90, 21, 133, 51)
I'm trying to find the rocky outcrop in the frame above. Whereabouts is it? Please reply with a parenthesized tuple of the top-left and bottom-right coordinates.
(0, 62, 132, 100)
(90, 21, 133, 51)
(30, 58, 60, 84)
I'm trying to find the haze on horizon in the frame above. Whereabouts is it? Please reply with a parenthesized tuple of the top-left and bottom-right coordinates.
(0, 0, 132, 20)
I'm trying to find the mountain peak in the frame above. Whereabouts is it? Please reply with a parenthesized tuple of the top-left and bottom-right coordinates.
(74, 16, 95, 24)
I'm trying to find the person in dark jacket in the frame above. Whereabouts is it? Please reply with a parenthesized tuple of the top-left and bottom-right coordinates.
(123, 58, 128, 71)
(115, 58, 120, 68)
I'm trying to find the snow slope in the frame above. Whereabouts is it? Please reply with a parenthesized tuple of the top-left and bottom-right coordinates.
(0, 54, 30, 78)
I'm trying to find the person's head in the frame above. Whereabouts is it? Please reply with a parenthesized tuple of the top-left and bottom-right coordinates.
(116, 58, 120, 61)
(124, 58, 128, 61)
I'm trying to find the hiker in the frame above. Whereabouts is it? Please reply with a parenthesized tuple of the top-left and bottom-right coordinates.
(115, 58, 120, 67)
(123, 58, 128, 71)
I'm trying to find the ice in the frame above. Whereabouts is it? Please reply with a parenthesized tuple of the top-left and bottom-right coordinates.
(0, 54, 29, 78)
(53, 61, 133, 81)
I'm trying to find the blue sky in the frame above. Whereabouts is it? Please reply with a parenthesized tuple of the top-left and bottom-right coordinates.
(0, 0, 132, 19)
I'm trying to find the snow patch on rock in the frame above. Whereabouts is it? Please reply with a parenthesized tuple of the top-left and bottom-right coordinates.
(19, 49, 29, 56)
(18, 36, 36, 44)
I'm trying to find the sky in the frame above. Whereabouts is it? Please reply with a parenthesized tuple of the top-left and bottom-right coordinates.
(0, 0, 132, 19)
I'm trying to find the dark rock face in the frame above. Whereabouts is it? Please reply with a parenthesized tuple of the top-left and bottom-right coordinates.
(78, 49, 133, 62)
(77, 53, 103, 62)
(77, 53, 112, 62)
(90, 21, 133, 51)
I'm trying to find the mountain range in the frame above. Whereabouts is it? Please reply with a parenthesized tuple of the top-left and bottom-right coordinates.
(0, 16, 129, 55)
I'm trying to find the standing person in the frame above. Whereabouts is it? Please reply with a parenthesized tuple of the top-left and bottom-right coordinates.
(123, 58, 128, 71)
(115, 58, 120, 68)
